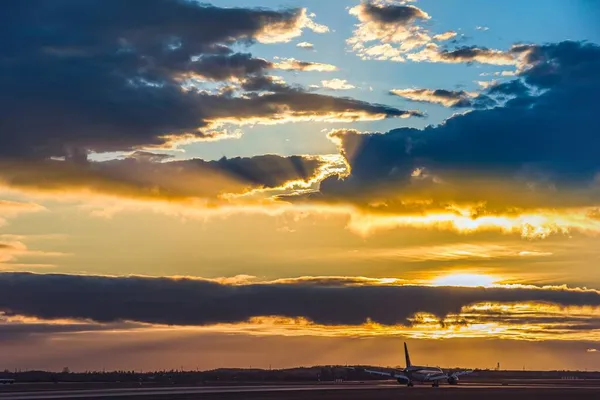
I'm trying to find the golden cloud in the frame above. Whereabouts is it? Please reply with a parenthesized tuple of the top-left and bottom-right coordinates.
(390, 88, 478, 107)
(0, 200, 45, 227)
(255, 8, 329, 44)
(273, 57, 338, 72)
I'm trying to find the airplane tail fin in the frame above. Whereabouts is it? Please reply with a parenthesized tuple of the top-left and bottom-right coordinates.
(404, 342, 412, 368)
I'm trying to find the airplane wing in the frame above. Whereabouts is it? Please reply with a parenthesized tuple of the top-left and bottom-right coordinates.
(451, 370, 474, 377)
(346, 367, 409, 382)
(427, 373, 451, 381)
(426, 370, 474, 381)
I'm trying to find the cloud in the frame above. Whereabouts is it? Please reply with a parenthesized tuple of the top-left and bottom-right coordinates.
(283, 41, 600, 236)
(321, 79, 357, 91)
(0, 243, 21, 263)
(407, 43, 520, 65)
(296, 42, 315, 50)
(476, 80, 499, 89)
(345, 2, 529, 71)
(177, 53, 273, 81)
(0, 201, 44, 217)
(197, 98, 422, 133)
(2, 1, 400, 159)
(2, 272, 600, 329)
(0, 240, 65, 265)
(347, 1, 433, 62)
(0, 313, 143, 341)
(273, 58, 338, 72)
(347, 242, 554, 263)
(346, 2, 474, 64)
(0, 154, 330, 203)
(433, 31, 458, 41)
(0, 201, 45, 227)
(255, 8, 329, 43)
(199, 86, 423, 127)
(390, 88, 482, 108)
(0, 321, 141, 342)
(515, 41, 600, 89)
(0, 234, 67, 269)
(356, 2, 430, 25)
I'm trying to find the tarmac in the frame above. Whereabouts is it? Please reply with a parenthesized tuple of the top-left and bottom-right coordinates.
(1, 381, 600, 400)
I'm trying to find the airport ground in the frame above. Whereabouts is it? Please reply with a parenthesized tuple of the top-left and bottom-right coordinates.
(1, 380, 600, 399)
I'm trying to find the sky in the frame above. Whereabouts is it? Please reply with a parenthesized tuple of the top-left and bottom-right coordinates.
(1, 0, 600, 372)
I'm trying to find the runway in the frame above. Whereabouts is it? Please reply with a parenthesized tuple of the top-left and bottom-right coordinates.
(2, 382, 600, 400)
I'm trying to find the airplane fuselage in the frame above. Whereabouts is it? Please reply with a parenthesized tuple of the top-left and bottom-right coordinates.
(405, 366, 444, 383)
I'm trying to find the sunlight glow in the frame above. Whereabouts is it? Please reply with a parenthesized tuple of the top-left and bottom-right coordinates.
(346, 209, 600, 238)
(430, 273, 499, 287)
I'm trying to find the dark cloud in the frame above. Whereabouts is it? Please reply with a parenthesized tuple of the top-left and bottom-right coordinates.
(390, 88, 494, 108)
(517, 41, 600, 89)
(0, 0, 415, 159)
(310, 41, 600, 213)
(440, 46, 511, 63)
(0, 154, 325, 201)
(486, 80, 531, 97)
(241, 76, 290, 92)
(126, 151, 174, 163)
(408, 44, 518, 65)
(0, 0, 302, 157)
(225, 91, 419, 121)
(0, 321, 141, 341)
(179, 54, 338, 81)
(1, 273, 599, 327)
(359, 2, 428, 25)
(182, 53, 273, 81)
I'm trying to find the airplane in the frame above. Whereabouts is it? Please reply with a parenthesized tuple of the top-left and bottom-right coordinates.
(350, 342, 473, 387)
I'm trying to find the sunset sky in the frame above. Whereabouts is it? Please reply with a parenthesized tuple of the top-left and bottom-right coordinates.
(2, 0, 600, 372)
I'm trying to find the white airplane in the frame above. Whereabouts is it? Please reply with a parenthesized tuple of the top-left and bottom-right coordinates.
(352, 342, 473, 387)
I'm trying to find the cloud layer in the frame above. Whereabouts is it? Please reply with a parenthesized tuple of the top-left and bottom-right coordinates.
(390, 88, 480, 108)
(0, 0, 418, 159)
(305, 41, 600, 226)
(1, 272, 600, 328)
(0, 154, 329, 203)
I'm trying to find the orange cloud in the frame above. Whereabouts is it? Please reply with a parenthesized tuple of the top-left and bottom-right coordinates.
(0, 235, 68, 268)
(0, 200, 45, 227)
